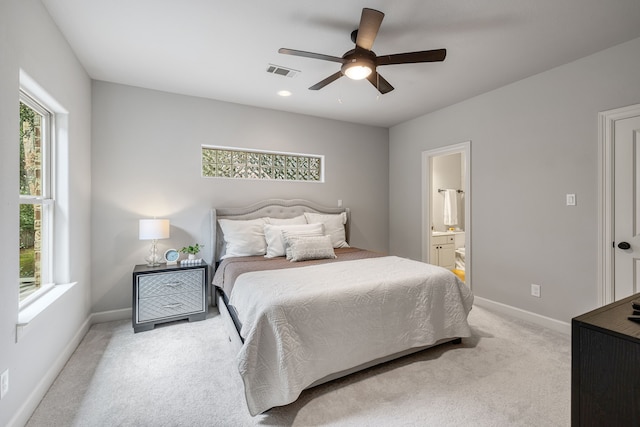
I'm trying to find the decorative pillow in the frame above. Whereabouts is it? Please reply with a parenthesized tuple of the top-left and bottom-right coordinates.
(303, 212, 350, 248)
(281, 226, 326, 259)
(265, 215, 307, 225)
(285, 235, 337, 262)
(264, 223, 324, 258)
(218, 218, 267, 259)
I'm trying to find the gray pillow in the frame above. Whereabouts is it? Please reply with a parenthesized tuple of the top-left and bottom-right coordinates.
(285, 235, 337, 262)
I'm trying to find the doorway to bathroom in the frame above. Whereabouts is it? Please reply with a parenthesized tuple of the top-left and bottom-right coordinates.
(422, 141, 471, 289)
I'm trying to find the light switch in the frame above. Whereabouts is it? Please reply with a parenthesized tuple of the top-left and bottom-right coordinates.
(566, 194, 576, 206)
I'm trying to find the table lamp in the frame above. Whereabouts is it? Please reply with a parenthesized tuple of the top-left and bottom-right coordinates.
(139, 218, 170, 266)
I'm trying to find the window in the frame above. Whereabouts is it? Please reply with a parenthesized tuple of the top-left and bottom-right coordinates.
(19, 92, 54, 303)
(202, 146, 323, 182)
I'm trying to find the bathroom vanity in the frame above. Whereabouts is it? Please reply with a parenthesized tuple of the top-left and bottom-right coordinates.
(431, 231, 465, 270)
(431, 233, 456, 269)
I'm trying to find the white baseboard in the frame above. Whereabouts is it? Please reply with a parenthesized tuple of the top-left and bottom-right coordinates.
(8, 315, 92, 427)
(473, 296, 571, 335)
(89, 307, 131, 324)
(8, 308, 131, 427)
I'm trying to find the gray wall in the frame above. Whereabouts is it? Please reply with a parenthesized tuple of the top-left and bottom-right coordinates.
(390, 36, 640, 323)
(91, 81, 389, 313)
(0, 1, 92, 425)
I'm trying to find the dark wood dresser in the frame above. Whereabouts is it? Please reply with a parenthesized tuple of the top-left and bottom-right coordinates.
(572, 293, 640, 426)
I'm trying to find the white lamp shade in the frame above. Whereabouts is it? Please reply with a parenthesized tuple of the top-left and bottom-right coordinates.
(139, 219, 170, 240)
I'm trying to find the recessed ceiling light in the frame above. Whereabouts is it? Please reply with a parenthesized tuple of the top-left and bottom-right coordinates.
(277, 90, 292, 97)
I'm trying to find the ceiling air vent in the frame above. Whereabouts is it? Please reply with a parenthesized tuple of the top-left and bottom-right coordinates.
(266, 64, 299, 78)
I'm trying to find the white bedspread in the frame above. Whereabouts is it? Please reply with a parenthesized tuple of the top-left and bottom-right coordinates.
(229, 256, 474, 415)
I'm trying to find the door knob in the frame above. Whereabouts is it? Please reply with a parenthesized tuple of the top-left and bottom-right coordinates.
(618, 241, 631, 250)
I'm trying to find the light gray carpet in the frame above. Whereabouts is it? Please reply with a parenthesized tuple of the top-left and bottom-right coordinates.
(26, 305, 570, 426)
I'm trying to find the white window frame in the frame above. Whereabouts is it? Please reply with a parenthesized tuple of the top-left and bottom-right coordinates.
(19, 91, 55, 308)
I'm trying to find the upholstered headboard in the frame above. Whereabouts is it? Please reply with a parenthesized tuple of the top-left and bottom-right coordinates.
(210, 199, 351, 263)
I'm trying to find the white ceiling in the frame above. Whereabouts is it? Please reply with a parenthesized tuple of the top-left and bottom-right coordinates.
(42, 0, 640, 128)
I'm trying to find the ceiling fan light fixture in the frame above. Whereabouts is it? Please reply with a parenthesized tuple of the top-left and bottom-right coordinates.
(342, 56, 375, 80)
(278, 7, 445, 94)
(343, 63, 372, 80)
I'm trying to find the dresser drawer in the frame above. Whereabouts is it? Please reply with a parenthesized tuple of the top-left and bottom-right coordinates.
(138, 291, 204, 322)
(137, 269, 204, 297)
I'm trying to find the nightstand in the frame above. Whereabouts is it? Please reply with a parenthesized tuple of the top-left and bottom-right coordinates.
(132, 262, 208, 333)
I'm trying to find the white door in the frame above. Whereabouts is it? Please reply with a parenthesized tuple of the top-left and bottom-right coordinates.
(614, 112, 640, 300)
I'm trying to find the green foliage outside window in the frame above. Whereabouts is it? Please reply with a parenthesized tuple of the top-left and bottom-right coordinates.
(19, 101, 42, 299)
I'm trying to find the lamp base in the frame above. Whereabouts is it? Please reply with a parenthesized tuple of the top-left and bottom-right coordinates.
(145, 239, 162, 267)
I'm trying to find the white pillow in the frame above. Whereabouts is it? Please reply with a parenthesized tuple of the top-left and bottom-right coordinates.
(265, 215, 307, 225)
(218, 218, 267, 259)
(264, 223, 324, 258)
(285, 235, 337, 262)
(303, 212, 350, 248)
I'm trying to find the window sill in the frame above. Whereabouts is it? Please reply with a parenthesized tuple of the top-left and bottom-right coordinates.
(19, 282, 56, 309)
(17, 282, 77, 342)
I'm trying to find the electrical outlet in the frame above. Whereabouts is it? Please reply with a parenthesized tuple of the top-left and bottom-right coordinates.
(1, 369, 8, 399)
(531, 284, 541, 298)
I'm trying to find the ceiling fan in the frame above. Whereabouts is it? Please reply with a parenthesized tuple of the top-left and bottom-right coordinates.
(279, 7, 446, 94)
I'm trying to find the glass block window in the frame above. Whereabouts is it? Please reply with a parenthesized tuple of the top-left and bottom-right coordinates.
(202, 146, 323, 182)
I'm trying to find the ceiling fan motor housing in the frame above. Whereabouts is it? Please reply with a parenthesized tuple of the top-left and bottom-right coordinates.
(341, 49, 376, 79)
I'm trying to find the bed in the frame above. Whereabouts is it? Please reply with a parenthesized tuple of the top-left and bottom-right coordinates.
(210, 199, 474, 416)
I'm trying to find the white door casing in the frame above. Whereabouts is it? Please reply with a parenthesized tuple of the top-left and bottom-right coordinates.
(599, 104, 640, 305)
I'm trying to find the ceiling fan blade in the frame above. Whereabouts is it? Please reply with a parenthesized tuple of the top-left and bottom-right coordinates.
(279, 48, 344, 64)
(366, 71, 394, 94)
(355, 8, 384, 50)
(376, 49, 447, 66)
(309, 71, 344, 90)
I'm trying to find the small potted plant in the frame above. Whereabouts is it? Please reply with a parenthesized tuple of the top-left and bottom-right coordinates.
(180, 243, 203, 260)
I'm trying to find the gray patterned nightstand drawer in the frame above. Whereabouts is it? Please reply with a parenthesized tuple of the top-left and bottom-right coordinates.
(132, 263, 209, 333)
(138, 291, 204, 322)
(138, 270, 204, 298)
